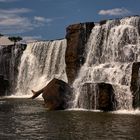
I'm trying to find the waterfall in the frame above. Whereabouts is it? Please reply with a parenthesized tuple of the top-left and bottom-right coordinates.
(0, 44, 26, 95)
(73, 16, 140, 110)
(16, 39, 67, 95)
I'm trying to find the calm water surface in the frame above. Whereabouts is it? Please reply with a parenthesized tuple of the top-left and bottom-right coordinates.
(0, 98, 140, 140)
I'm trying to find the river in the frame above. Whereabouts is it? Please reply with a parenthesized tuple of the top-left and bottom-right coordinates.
(0, 97, 140, 140)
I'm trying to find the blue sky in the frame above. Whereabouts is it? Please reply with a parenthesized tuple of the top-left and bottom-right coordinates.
(0, 0, 140, 40)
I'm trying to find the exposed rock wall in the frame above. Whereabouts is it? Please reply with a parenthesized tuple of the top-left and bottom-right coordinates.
(0, 44, 26, 95)
(77, 83, 116, 111)
(0, 75, 9, 96)
(71, 16, 140, 110)
(65, 22, 94, 84)
(130, 62, 140, 108)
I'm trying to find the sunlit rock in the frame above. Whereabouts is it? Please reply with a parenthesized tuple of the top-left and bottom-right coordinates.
(65, 22, 94, 84)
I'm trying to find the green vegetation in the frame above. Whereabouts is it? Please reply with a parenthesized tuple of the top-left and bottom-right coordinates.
(8, 36, 22, 44)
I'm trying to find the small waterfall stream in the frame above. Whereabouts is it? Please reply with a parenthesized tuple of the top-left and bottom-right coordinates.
(16, 39, 67, 95)
(0, 44, 26, 94)
(73, 16, 140, 110)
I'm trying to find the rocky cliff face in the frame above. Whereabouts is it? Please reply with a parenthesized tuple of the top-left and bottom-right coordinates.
(72, 16, 140, 110)
(1, 16, 140, 111)
(130, 62, 140, 108)
(0, 75, 9, 96)
(0, 44, 26, 95)
(77, 82, 116, 111)
(65, 22, 94, 84)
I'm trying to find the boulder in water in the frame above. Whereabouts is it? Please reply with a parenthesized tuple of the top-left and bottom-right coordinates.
(30, 78, 72, 110)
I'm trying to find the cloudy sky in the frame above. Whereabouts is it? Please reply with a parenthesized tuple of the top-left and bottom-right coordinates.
(0, 0, 139, 40)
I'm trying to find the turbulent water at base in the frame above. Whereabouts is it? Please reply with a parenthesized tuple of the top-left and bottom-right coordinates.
(73, 16, 140, 110)
(16, 39, 67, 95)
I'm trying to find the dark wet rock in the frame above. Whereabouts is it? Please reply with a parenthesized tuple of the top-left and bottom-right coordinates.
(77, 82, 116, 111)
(0, 75, 9, 96)
(130, 62, 140, 108)
(65, 22, 94, 84)
(31, 78, 72, 110)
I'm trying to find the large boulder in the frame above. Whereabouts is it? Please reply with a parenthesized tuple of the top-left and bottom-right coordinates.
(77, 82, 116, 111)
(30, 78, 72, 110)
(65, 22, 94, 84)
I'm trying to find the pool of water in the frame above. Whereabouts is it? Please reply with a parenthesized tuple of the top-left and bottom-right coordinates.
(0, 98, 140, 140)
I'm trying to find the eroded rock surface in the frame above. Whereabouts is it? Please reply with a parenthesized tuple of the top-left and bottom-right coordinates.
(130, 62, 140, 108)
(31, 78, 72, 110)
(65, 22, 94, 84)
(77, 82, 116, 111)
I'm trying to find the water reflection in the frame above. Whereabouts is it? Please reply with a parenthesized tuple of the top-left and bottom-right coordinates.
(0, 98, 140, 140)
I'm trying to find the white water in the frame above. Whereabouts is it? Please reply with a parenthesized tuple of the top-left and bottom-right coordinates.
(73, 16, 140, 110)
(0, 45, 24, 94)
(16, 39, 67, 95)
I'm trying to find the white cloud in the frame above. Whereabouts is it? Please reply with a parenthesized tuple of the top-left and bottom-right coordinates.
(34, 16, 65, 25)
(46, 18, 53, 23)
(0, 17, 31, 26)
(98, 8, 131, 16)
(0, 18, 33, 34)
(0, 8, 31, 14)
(34, 16, 48, 27)
(34, 16, 46, 22)
(22, 35, 42, 43)
(0, 7, 65, 35)
(0, 8, 47, 34)
(0, 8, 33, 34)
(23, 35, 42, 40)
(0, 0, 18, 2)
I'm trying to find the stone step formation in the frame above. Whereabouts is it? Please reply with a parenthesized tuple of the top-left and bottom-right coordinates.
(72, 16, 140, 111)
(1, 16, 140, 111)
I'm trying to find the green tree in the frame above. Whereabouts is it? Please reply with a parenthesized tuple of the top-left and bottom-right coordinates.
(8, 36, 22, 44)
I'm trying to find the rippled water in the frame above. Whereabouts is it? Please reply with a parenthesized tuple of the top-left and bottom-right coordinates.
(0, 98, 140, 140)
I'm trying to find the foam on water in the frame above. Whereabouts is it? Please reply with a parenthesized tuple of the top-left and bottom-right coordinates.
(111, 109, 140, 115)
(67, 108, 102, 112)
(0, 94, 43, 100)
(68, 108, 140, 115)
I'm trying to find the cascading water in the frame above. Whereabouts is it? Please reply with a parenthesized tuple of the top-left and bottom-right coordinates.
(16, 39, 67, 95)
(73, 16, 140, 110)
(0, 44, 26, 95)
